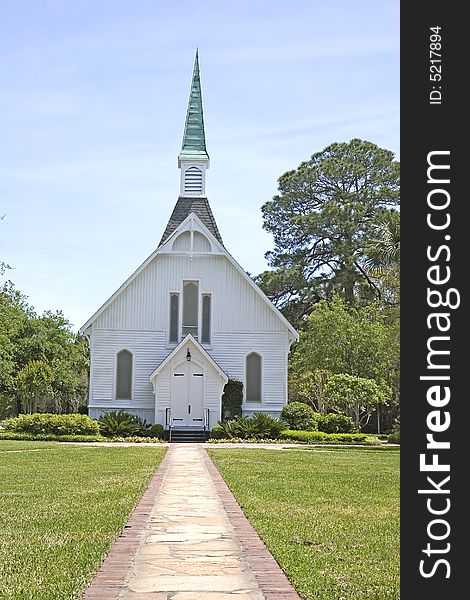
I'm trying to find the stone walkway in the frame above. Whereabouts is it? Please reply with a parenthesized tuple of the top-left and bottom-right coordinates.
(83, 444, 300, 600)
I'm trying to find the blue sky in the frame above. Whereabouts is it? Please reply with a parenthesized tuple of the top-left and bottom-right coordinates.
(0, 0, 399, 330)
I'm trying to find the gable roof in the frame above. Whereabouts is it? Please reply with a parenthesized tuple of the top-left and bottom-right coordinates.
(159, 196, 223, 246)
(80, 212, 298, 341)
(149, 334, 228, 382)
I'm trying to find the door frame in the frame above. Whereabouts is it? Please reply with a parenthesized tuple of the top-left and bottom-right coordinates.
(170, 357, 205, 427)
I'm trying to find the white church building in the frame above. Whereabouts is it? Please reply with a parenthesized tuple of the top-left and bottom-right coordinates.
(80, 52, 298, 432)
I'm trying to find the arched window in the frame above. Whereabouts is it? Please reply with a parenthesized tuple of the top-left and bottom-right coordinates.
(201, 294, 211, 344)
(172, 231, 191, 251)
(182, 281, 199, 338)
(193, 231, 211, 252)
(116, 350, 133, 399)
(169, 294, 179, 343)
(246, 352, 261, 403)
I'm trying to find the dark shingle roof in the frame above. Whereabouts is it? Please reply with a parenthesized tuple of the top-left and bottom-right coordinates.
(159, 197, 223, 246)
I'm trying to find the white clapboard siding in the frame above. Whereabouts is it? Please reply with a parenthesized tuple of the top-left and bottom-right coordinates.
(209, 332, 288, 410)
(90, 329, 167, 410)
(88, 407, 156, 422)
(94, 254, 286, 333)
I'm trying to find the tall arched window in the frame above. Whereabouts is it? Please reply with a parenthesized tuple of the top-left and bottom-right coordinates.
(116, 349, 133, 399)
(169, 293, 179, 343)
(201, 294, 211, 344)
(246, 352, 262, 403)
(182, 281, 199, 338)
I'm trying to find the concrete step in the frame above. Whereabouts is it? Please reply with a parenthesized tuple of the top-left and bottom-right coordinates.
(169, 429, 209, 443)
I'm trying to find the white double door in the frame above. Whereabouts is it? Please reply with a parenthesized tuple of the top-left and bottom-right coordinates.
(171, 361, 204, 427)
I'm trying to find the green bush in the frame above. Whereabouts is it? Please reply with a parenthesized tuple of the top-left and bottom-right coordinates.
(209, 425, 226, 439)
(0, 431, 105, 442)
(222, 379, 243, 420)
(280, 402, 318, 430)
(388, 432, 400, 444)
(2, 413, 99, 436)
(251, 413, 288, 438)
(279, 430, 381, 445)
(98, 411, 151, 437)
(317, 413, 356, 433)
(0, 431, 167, 443)
(150, 423, 165, 438)
(211, 414, 288, 440)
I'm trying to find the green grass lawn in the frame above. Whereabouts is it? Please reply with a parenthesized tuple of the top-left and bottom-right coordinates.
(0, 440, 166, 599)
(208, 446, 399, 600)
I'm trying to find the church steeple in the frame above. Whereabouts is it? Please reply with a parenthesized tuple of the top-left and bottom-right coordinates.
(178, 49, 210, 197)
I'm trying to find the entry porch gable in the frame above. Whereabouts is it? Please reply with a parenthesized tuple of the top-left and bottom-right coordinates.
(149, 334, 228, 430)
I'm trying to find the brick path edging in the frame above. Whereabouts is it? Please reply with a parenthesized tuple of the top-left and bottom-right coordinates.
(201, 447, 302, 600)
(81, 447, 173, 599)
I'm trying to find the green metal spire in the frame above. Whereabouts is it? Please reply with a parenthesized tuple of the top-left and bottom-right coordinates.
(179, 49, 209, 162)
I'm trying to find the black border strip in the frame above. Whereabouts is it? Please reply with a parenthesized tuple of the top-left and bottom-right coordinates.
(401, 3, 465, 598)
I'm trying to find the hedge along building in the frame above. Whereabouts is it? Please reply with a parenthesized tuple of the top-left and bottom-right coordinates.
(80, 51, 298, 431)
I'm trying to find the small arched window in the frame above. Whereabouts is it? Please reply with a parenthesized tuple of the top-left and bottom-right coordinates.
(193, 231, 211, 252)
(172, 231, 191, 251)
(116, 349, 133, 399)
(246, 352, 262, 403)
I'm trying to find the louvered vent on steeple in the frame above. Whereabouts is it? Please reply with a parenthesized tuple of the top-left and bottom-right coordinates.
(184, 166, 203, 194)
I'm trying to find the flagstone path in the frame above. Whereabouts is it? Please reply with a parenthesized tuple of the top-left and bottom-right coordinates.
(83, 444, 300, 600)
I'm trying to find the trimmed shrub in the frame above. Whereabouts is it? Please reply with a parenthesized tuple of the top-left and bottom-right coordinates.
(317, 413, 356, 434)
(2, 413, 99, 436)
(98, 411, 151, 437)
(0, 431, 166, 443)
(0, 431, 105, 442)
(279, 429, 381, 445)
(222, 379, 243, 420)
(388, 432, 400, 444)
(211, 414, 288, 440)
(280, 402, 318, 431)
(150, 424, 165, 439)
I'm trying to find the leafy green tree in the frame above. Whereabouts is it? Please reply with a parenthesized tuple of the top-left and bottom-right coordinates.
(364, 209, 400, 305)
(366, 209, 400, 269)
(15, 360, 53, 414)
(290, 296, 397, 393)
(254, 267, 322, 328)
(260, 139, 400, 314)
(0, 285, 29, 416)
(1, 214, 11, 276)
(324, 373, 389, 430)
(288, 369, 331, 412)
(0, 283, 88, 417)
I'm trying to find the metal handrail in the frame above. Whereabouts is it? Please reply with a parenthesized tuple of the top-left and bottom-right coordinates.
(203, 408, 210, 435)
(165, 407, 173, 444)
